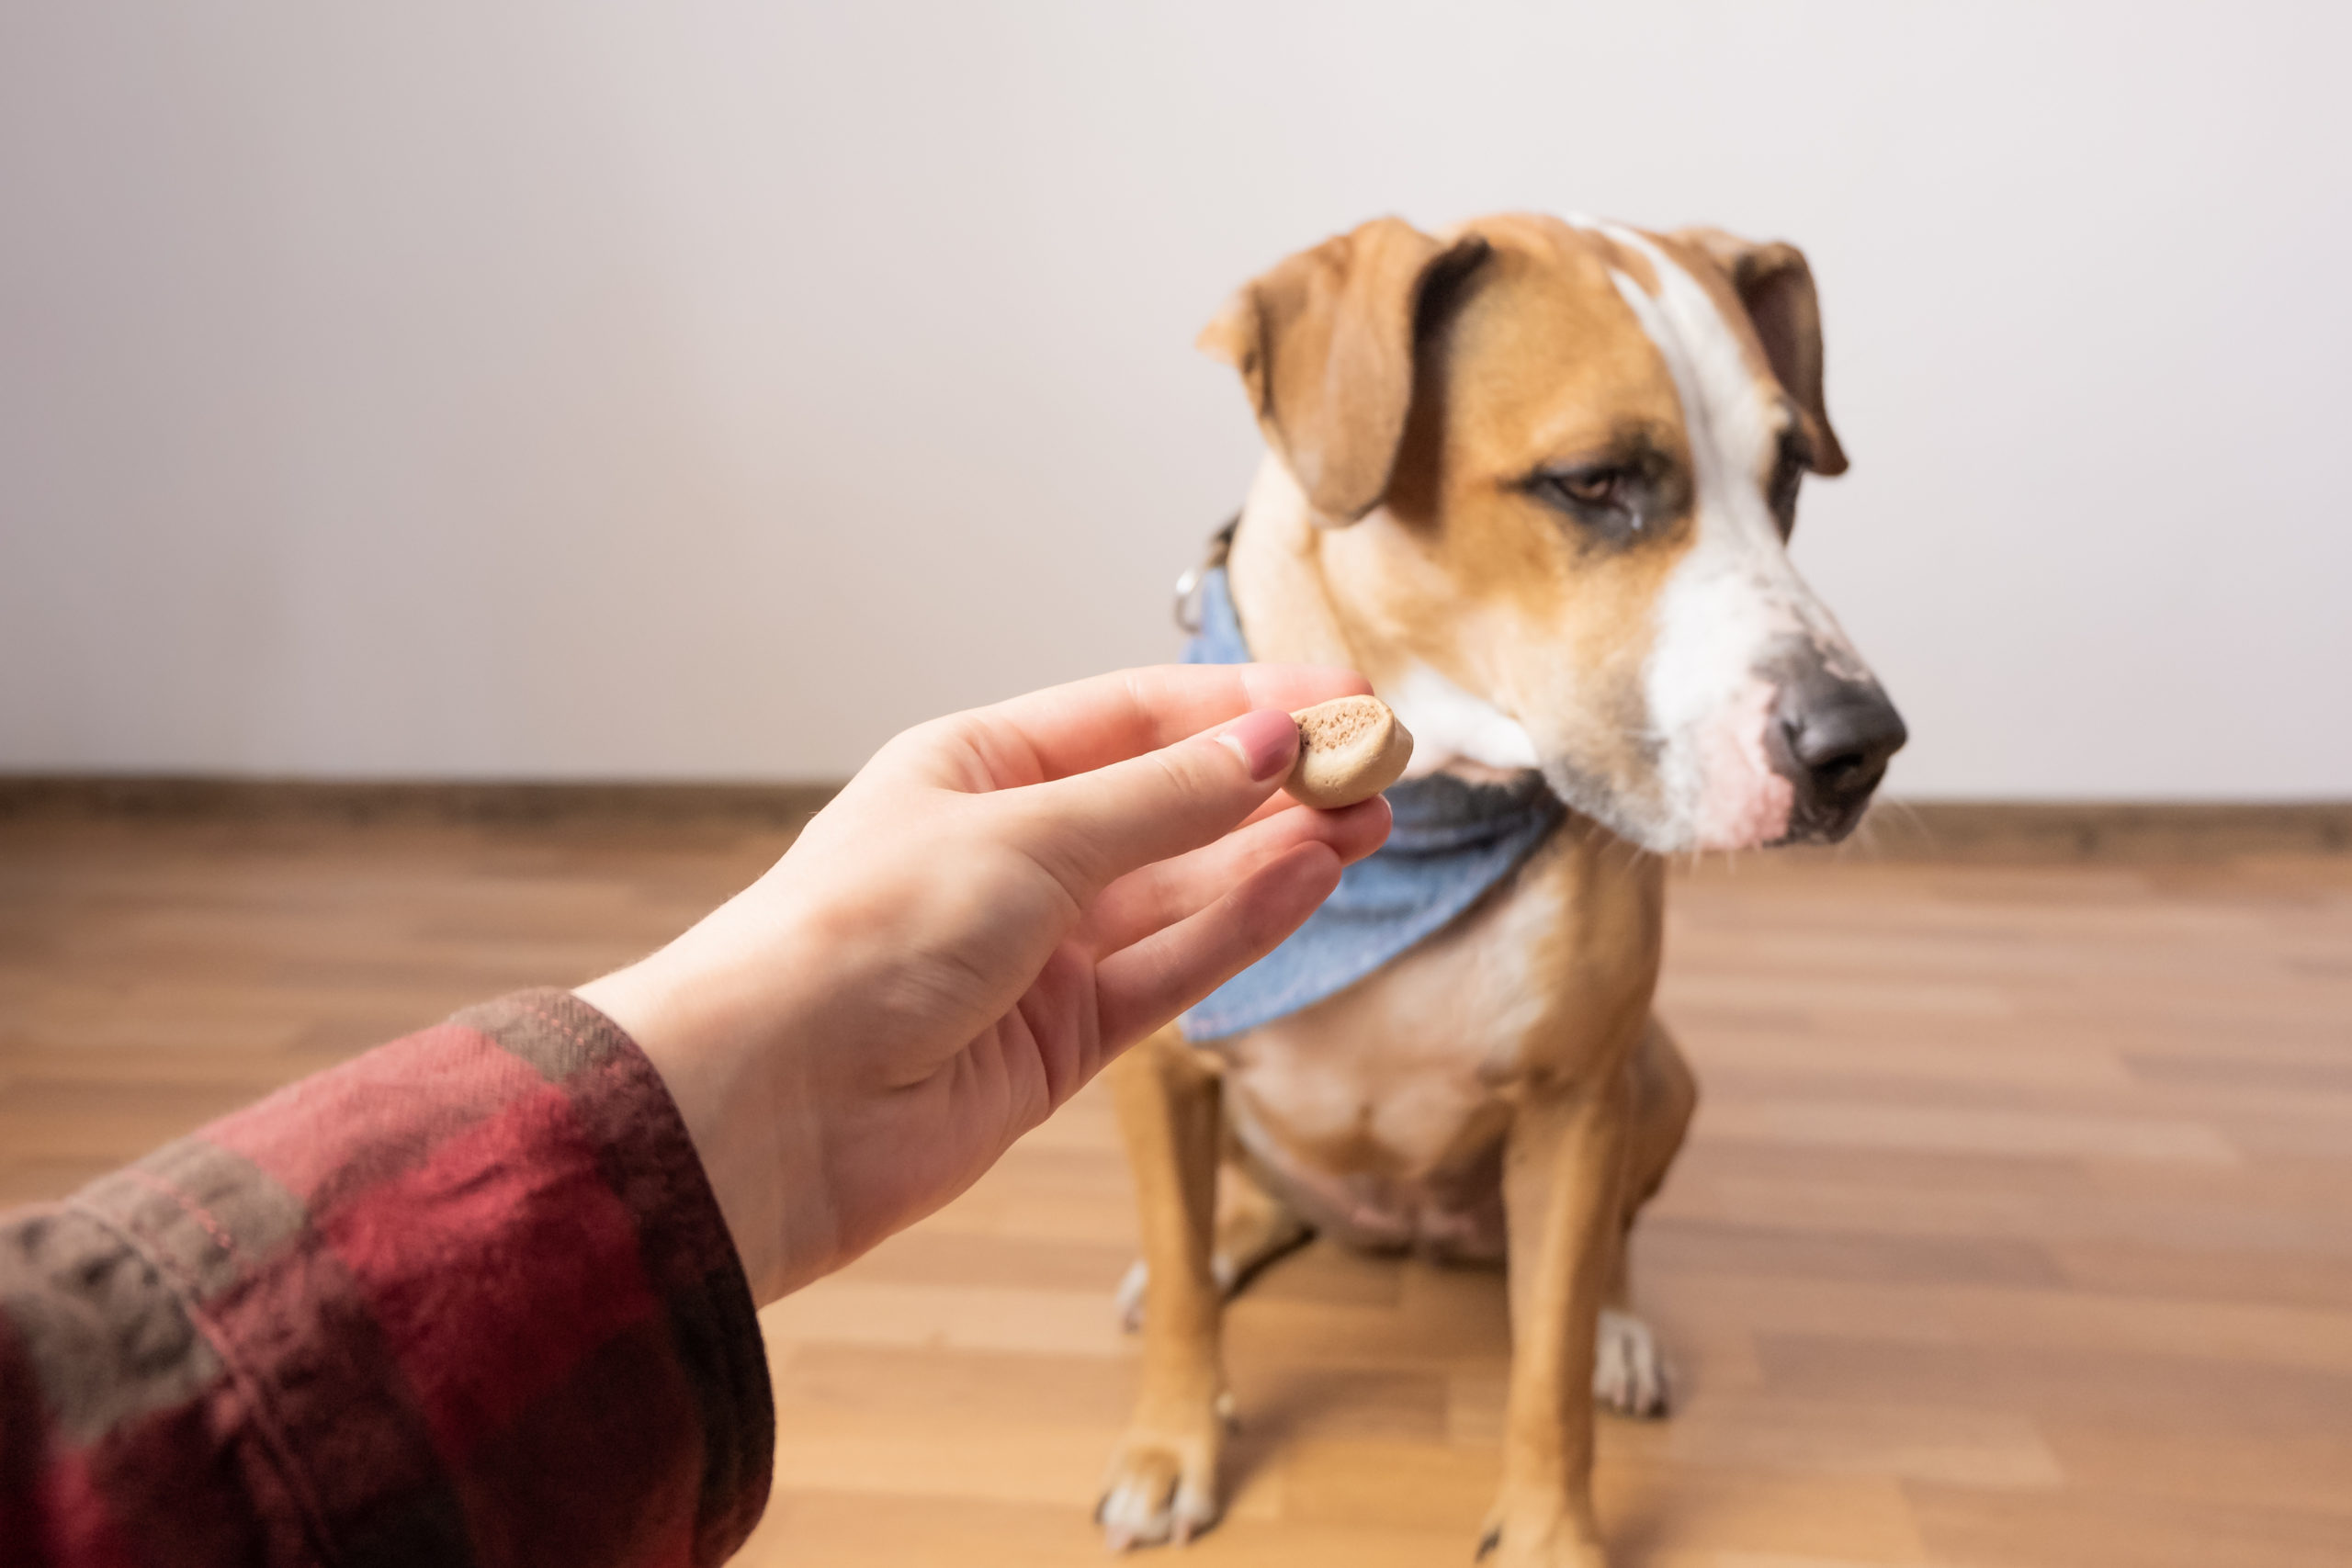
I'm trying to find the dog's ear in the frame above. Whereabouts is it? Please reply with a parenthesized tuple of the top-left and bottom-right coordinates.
(1676, 228, 1849, 477)
(1200, 217, 1491, 523)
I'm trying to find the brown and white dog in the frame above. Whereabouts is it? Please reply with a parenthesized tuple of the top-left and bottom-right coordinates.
(1098, 213, 1905, 1566)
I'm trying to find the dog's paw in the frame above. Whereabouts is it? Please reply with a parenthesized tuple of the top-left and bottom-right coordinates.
(1474, 1501, 1609, 1568)
(1591, 1306, 1671, 1417)
(1097, 1427, 1221, 1551)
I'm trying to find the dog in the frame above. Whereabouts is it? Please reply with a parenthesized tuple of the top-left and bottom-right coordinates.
(1097, 213, 1905, 1567)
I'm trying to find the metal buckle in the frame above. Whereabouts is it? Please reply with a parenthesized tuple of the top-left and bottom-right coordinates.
(1173, 515, 1239, 633)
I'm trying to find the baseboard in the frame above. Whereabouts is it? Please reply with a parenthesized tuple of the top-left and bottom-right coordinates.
(2, 776, 2345, 860)
(1820, 799, 2351, 862)
(0, 774, 841, 829)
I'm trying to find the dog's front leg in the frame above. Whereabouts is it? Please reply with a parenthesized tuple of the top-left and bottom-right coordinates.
(1099, 1027, 1227, 1550)
(1481, 1072, 1634, 1568)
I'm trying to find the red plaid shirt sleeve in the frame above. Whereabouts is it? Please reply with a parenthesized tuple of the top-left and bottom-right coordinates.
(0, 989, 774, 1568)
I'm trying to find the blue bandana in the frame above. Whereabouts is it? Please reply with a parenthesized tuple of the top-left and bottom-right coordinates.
(1180, 566, 1566, 1042)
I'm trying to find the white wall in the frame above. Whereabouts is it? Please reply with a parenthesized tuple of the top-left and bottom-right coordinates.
(4, 3, 2346, 797)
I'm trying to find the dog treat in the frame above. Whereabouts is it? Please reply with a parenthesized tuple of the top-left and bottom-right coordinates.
(1285, 696, 1414, 809)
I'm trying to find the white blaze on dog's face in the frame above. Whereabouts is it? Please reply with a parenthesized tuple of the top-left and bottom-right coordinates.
(1213, 213, 1904, 852)
(1595, 223, 1897, 850)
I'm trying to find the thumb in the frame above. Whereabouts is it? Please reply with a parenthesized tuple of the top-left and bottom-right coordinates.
(995, 707, 1300, 901)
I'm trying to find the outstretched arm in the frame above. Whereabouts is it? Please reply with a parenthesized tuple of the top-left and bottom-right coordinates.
(0, 664, 1387, 1567)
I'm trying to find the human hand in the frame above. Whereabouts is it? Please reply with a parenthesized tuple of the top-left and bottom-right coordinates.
(577, 665, 1389, 1303)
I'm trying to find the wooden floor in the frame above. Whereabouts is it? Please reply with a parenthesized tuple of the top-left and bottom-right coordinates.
(4, 813, 2350, 1566)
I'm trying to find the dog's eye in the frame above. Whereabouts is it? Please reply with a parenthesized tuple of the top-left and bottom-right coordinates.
(1527, 450, 1681, 547)
(1532, 466, 1642, 538)
(1558, 470, 1622, 507)
(1767, 446, 1804, 536)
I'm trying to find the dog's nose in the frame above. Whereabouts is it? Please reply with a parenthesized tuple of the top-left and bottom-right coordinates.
(1773, 671, 1906, 834)
(1786, 686, 1907, 802)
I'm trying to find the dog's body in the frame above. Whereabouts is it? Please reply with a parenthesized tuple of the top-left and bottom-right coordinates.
(1098, 214, 1905, 1566)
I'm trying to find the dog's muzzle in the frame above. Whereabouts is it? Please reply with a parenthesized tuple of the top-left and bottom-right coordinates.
(1766, 661, 1907, 842)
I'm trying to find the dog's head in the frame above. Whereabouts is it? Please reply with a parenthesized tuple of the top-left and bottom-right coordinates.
(1205, 212, 1905, 852)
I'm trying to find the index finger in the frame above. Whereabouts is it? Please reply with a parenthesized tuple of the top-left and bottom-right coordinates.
(936, 663, 1373, 791)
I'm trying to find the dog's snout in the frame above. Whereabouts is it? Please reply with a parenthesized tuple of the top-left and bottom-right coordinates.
(1770, 670, 1906, 840)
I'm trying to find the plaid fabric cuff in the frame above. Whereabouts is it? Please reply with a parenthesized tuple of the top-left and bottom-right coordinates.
(1, 988, 774, 1568)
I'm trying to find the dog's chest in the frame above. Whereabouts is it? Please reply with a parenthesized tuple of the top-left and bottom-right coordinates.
(1207, 828, 1663, 1255)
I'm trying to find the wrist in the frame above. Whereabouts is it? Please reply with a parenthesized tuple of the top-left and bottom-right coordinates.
(576, 941, 833, 1304)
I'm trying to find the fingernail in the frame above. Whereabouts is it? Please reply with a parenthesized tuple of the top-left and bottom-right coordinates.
(1216, 707, 1299, 782)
